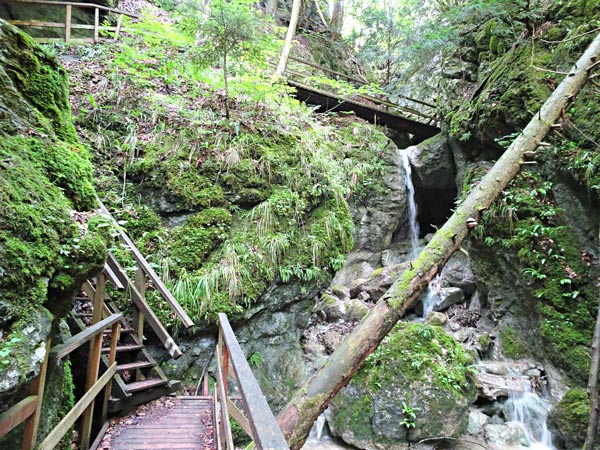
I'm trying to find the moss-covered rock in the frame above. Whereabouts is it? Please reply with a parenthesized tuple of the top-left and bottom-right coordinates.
(547, 388, 597, 450)
(0, 19, 106, 446)
(327, 323, 476, 448)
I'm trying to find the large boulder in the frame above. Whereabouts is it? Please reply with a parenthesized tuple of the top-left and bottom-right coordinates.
(327, 323, 476, 449)
(407, 133, 455, 191)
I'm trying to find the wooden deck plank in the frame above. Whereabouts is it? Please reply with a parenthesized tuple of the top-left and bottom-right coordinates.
(106, 396, 215, 450)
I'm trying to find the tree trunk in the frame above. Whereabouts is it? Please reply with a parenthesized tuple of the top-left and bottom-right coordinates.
(330, 0, 344, 40)
(223, 51, 230, 119)
(584, 227, 600, 450)
(275, 0, 301, 77)
(277, 33, 600, 450)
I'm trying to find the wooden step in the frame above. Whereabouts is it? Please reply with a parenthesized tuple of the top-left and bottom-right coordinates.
(116, 361, 155, 372)
(103, 344, 143, 353)
(103, 327, 134, 334)
(124, 378, 168, 393)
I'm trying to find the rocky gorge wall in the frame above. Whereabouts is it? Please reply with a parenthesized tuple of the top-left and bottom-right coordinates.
(0, 20, 107, 448)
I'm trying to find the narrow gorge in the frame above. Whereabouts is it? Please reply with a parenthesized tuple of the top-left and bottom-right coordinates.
(1, 0, 599, 449)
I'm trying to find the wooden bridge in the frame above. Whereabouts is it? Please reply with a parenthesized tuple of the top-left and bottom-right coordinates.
(0, 205, 289, 450)
(280, 56, 441, 141)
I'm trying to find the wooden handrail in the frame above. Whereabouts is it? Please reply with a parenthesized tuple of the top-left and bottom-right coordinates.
(37, 362, 117, 450)
(99, 200, 194, 329)
(217, 313, 290, 450)
(0, 396, 38, 438)
(50, 313, 122, 360)
(106, 252, 183, 358)
(0, 0, 139, 18)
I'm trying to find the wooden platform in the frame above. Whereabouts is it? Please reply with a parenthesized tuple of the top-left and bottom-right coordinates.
(107, 397, 215, 450)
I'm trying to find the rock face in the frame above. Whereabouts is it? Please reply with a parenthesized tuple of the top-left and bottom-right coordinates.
(0, 20, 105, 447)
(332, 140, 408, 286)
(326, 323, 476, 449)
(406, 133, 457, 232)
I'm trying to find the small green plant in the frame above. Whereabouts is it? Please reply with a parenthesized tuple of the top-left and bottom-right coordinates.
(399, 401, 418, 428)
(179, 0, 272, 119)
(248, 351, 263, 367)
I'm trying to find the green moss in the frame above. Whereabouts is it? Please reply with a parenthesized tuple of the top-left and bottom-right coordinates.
(500, 326, 529, 358)
(3, 29, 78, 142)
(363, 323, 475, 395)
(548, 388, 589, 447)
(167, 208, 232, 271)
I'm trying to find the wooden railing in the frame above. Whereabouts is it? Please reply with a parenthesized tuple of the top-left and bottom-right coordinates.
(0, 310, 122, 450)
(282, 55, 439, 124)
(212, 313, 290, 450)
(0, 0, 138, 42)
(98, 201, 194, 358)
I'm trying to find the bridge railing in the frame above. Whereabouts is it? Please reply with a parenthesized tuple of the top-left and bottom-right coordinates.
(0, 0, 138, 42)
(0, 311, 122, 450)
(98, 200, 193, 358)
(282, 55, 439, 124)
(213, 313, 290, 450)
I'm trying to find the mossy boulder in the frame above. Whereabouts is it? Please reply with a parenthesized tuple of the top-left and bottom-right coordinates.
(0, 19, 106, 445)
(327, 323, 476, 448)
(547, 388, 599, 450)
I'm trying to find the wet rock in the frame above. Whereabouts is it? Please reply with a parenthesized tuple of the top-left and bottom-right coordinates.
(483, 423, 529, 447)
(322, 330, 343, 353)
(441, 252, 477, 296)
(319, 293, 345, 322)
(333, 141, 408, 285)
(331, 285, 350, 300)
(426, 311, 447, 326)
(346, 299, 369, 321)
(467, 409, 490, 435)
(407, 134, 455, 191)
(433, 287, 465, 312)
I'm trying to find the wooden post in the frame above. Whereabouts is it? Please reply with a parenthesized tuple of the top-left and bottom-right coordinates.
(218, 330, 229, 394)
(133, 267, 146, 381)
(114, 13, 123, 39)
(94, 8, 99, 43)
(80, 272, 106, 450)
(65, 4, 71, 42)
(21, 339, 51, 450)
(101, 322, 120, 424)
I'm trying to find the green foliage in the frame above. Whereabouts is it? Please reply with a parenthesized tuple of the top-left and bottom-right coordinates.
(469, 167, 595, 382)
(178, 0, 273, 117)
(399, 401, 418, 429)
(248, 351, 263, 367)
(363, 323, 475, 395)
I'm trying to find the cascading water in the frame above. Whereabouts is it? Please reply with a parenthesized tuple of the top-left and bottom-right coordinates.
(421, 274, 442, 317)
(399, 150, 420, 257)
(505, 382, 554, 449)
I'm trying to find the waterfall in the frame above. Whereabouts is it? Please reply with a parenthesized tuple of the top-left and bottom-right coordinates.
(307, 412, 327, 442)
(399, 150, 420, 257)
(505, 383, 554, 449)
(421, 274, 441, 317)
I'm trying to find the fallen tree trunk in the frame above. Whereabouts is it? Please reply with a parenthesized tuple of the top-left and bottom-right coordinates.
(277, 33, 600, 450)
(584, 227, 600, 450)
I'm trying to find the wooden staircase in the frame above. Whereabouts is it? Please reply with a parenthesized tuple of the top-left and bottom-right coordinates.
(68, 201, 194, 414)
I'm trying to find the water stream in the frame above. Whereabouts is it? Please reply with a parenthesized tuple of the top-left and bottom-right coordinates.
(421, 274, 442, 317)
(400, 150, 420, 258)
(505, 383, 554, 449)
